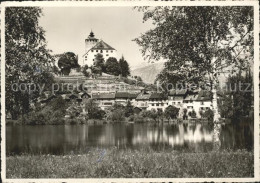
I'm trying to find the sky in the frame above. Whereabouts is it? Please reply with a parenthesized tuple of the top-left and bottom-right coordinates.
(39, 7, 154, 68)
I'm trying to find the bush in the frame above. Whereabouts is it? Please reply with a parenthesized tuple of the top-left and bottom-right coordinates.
(134, 115, 145, 123)
(202, 109, 214, 122)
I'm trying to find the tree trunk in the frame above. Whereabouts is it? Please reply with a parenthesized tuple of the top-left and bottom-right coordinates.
(212, 76, 221, 150)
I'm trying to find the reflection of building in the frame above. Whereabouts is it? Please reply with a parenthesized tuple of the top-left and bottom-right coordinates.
(82, 31, 117, 66)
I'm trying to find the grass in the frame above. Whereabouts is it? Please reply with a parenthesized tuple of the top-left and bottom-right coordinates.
(6, 148, 253, 178)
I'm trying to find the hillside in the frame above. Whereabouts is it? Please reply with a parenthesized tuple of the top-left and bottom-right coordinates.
(131, 62, 165, 84)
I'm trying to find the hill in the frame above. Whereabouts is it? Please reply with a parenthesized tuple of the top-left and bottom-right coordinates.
(131, 62, 165, 84)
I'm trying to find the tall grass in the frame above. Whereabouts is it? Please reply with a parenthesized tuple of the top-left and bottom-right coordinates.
(6, 148, 253, 178)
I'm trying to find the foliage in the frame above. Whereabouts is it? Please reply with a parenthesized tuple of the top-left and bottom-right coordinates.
(182, 108, 188, 119)
(5, 7, 55, 119)
(85, 99, 105, 120)
(164, 105, 180, 120)
(218, 71, 253, 119)
(105, 57, 120, 76)
(118, 56, 130, 77)
(93, 53, 106, 73)
(17, 97, 67, 125)
(125, 100, 134, 117)
(82, 65, 91, 78)
(201, 109, 214, 122)
(141, 109, 159, 122)
(135, 6, 253, 121)
(58, 52, 79, 75)
(188, 110, 197, 118)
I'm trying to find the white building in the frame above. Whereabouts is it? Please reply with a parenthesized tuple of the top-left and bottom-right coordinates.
(147, 93, 168, 111)
(82, 31, 117, 66)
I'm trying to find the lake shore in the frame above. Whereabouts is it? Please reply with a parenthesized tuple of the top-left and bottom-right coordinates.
(6, 148, 253, 178)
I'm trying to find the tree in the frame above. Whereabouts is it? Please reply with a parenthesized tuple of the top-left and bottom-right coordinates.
(135, 6, 253, 149)
(119, 56, 130, 77)
(82, 65, 91, 78)
(105, 57, 120, 76)
(164, 105, 180, 121)
(202, 109, 214, 122)
(85, 99, 105, 119)
(58, 52, 79, 75)
(94, 53, 105, 73)
(125, 100, 134, 117)
(6, 7, 55, 119)
(218, 70, 253, 120)
(188, 110, 197, 118)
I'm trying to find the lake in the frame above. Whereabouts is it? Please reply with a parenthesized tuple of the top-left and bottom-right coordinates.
(6, 122, 254, 155)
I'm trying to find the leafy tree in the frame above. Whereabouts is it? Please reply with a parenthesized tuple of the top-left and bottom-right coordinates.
(135, 6, 253, 149)
(164, 105, 180, 120)
(85, 99, 105, 119)
(188, 110, 197, 118)
(202, 109, 214, 122)
(82, 65, 91, 78)
(182, 108, 188, 120)
(105, 57, 120, 76)
(218, 70, 253, 120)
(58, 52, 79, 75)
(6, 7, 55, 119)
(125, 100, 134, 117)
(119, 56, 130, 77)
(94, 53, 105, 73)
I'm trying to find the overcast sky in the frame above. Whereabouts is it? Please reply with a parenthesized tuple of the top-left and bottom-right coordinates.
(39, 7, 154, 68)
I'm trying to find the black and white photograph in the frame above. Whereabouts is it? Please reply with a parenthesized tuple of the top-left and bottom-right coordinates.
(1, 0, 259, 182)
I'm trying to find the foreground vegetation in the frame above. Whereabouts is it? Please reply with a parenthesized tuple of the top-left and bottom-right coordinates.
(6, 148, 253, 178)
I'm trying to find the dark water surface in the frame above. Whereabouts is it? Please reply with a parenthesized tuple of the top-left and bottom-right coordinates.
(6, 121, 253, 155)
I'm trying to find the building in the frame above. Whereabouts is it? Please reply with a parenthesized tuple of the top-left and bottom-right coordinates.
(92, 93, 116, 110)
(168, 89, 188, 108)
(147, 92, 168, 111)
(136, 90, 151, 110)
(82, 31, 117, 66)
(193, 90, 212, 118)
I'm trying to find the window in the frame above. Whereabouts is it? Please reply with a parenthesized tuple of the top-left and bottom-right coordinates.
(106, 54, 109, 56)
(156, 104, 159, 106)
(91, 50, 93, 52)
(106, 50, 108, 53)
(173, 102, 175, 104)
(101, 50, 103, 53)
(93, 59, 94, 61)
(111, 51, 113, 53)
(201, 102, 204, 105)
(96, 50, 98, 52)
(178, 102, 181, 104)
(201, 107, 204, 110)
(161, 104, 164, 106)
(152, 104, 154, 106)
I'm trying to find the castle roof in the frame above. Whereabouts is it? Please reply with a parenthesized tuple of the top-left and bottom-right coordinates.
(90, 40, 115, 50)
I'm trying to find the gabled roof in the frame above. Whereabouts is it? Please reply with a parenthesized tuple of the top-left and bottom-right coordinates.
(90, 40, 115, 50)
(92, 93, 115, 100)
(149, 93, 166, 100)
(184, 94, 198, 101)
(136, 93, 151, 100)
(115, 92, 129, 99)
(169, 89, 188, 96)
(196, 90, 212, 101)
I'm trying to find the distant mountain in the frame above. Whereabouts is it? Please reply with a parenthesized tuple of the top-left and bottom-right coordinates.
(131, 62, 165, 84)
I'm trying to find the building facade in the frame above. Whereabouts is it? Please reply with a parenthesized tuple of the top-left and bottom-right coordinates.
(82, 31, 117, 66)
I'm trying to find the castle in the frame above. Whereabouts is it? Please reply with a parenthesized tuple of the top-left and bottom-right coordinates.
(82, 31, 117, 66)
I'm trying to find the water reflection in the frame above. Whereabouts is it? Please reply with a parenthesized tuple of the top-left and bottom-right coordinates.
(6, 122, 253, 155)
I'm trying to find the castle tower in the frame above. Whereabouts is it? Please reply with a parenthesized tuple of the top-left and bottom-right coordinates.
(85, 31, 99, 53)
